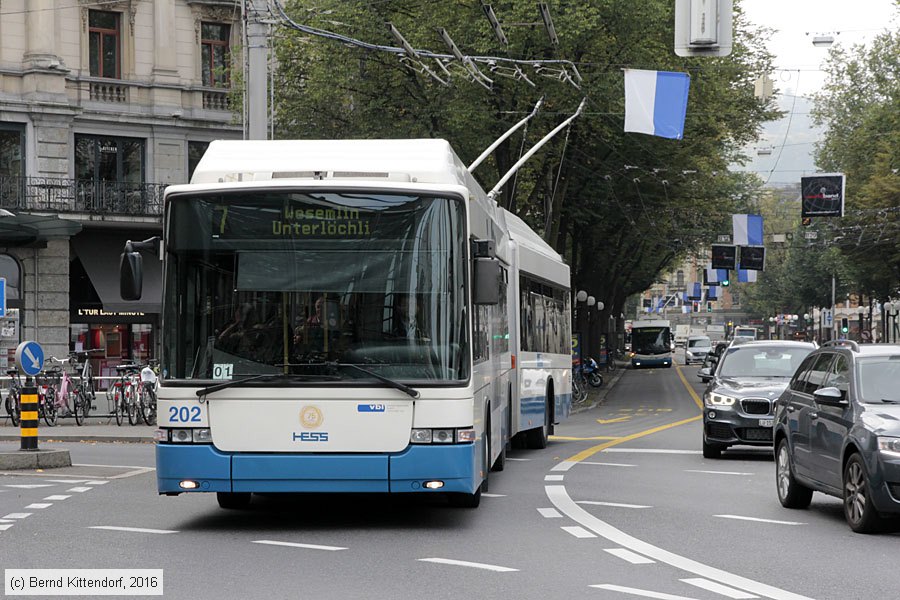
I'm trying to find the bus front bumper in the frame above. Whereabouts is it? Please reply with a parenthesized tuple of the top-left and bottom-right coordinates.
(156, 443, 478, 495)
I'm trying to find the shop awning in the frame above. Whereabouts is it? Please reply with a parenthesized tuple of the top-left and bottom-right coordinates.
(72, 233, 162, 313)
(0, 213, 82, 246)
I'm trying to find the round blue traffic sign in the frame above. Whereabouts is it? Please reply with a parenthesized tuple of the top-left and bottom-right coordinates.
(15, 341, 44, 377)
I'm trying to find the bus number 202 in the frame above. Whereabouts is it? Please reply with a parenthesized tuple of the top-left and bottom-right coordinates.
(169, 406, 202, 423)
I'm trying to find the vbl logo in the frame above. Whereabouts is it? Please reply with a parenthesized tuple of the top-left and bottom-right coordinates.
(293, 431, 329, 442)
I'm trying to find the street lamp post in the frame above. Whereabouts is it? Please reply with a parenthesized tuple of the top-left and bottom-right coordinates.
(576, 290, 588, 363)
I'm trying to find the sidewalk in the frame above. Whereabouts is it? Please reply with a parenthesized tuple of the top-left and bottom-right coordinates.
(0, 417, 155, 444)
(571, 362, 627, 414)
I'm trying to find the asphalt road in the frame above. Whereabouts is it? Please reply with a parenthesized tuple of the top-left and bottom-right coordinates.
(2, 354, 898, 600)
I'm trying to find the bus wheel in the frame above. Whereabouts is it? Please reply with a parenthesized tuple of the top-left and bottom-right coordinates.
(217, 492, 252, 509)
(525, 396, 551, 450)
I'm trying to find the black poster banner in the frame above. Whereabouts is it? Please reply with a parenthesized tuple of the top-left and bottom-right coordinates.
(739, 246, 766, 271)
(801, 173, 845, 217)
(711, 244, 737, 270)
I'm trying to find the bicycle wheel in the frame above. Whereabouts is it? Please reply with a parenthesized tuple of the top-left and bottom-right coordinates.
(127, 387, 140, 426)
(113, 387, 124, 426)
(140, 386, 156, 426)
(607, 358, 617, 372)
(42, 388, 58, 427)
(73, 388, 86, 426)
(6, 388, 20, 426)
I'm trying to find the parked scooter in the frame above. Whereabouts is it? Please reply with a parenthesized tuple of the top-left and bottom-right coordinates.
(581, 357, 604, 387)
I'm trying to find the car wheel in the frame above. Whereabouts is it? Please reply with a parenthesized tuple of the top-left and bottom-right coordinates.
(843, 453, 885, 533)
(702, 438, 723, 459)
(776, 439, 812, 509)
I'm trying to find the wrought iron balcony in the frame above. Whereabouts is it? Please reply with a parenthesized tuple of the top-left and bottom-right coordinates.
(0, 176, 165, 217)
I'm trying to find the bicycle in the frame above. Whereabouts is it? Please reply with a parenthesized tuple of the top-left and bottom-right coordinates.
(4, 368, 22, 426)
(72, 351, 100, 426)
(571, 364, 589, 403)
(49, 356, 84, 425)
(38, 369, 61, 427)
(138, 362, 158, 426)
(112, 364, 140, 426)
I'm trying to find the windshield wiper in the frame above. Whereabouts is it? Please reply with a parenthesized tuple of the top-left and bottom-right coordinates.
(880, 398, 900, 404)
(276, 361, 420, 399)
(196, 373, 338, 399)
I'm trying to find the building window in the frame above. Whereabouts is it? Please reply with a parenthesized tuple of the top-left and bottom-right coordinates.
(75, 135, 144, 184)
(201, 23, 230, 87)
(187, 141, 209, 181)
(0, 125, 25, 206)
(676, 270, 685, 288)
(89, 11, 120, 79)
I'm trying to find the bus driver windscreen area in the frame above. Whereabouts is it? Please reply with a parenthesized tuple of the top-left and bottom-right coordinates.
(163, 191, 468, 385)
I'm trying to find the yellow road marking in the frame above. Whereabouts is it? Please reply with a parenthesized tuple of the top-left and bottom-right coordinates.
(675, 365, 704, 410)
(596, 416, 631, 424)
(560, 364, 705, 464)
(551, 436, 622, 441)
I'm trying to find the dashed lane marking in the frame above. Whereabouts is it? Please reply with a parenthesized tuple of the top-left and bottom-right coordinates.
(25, 503, 52, 509)
(89, 526, 178, 535)
(253, 540, 347, 551)
(681, 578, 759, 599)
(561, 526, 596, 539)
(578, 501, 652, 509)
(581, 461, 637, 467)
(3, 484, 55, 489)
(85, 480, 109, 485)
(589, 584, 699, 599)
(604, 548, 655, 564)
(66, 487, 92, 493)
(417, 558, 518, 572)
(3, 513, 32, 519)
(537, 507, 562, 518)
(685, 470, 754, 476)
(44, 479, 93, 484)
(713, 515, 806, 526)
(544, 475, 564, 481)
(43, 495, 71, 501)
(0, 524, 13, 531)
(602, 449, 702, 455)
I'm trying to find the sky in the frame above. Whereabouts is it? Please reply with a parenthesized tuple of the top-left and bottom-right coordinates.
(734, 0, 898, 184)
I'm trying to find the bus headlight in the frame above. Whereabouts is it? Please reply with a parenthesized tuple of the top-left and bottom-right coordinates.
(456, 429, 476, 443)
(431, 429, 454, 443)
(410, 429, 432, 444)
(192, 428, 213, 443)
(170, 429, 193, 443)
(410, 428, 476, 444)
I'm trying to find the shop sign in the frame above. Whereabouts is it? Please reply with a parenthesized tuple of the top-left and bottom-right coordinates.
(76, 308, 146, 317)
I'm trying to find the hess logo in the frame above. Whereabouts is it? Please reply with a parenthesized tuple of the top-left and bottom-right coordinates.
(293, 431, 328, 442)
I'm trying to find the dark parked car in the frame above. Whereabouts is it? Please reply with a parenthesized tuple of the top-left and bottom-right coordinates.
(774, 341, 900, 533)
(698, 340, 730, 374)
(700, 340, 816, 458)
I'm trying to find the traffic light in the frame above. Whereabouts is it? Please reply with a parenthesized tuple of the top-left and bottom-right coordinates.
(706, 301, 712, 312)
(721, 275, 730, 287)
(840, 317, 849, 334)
(692, 301, 700, 313)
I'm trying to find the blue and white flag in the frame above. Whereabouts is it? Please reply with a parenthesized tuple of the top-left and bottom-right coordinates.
(705, 267, 728, 285)
(733, 214, 763, 283)
(624, 69, 691, 140)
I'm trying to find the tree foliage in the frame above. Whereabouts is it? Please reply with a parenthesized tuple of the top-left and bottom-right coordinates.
(811, 26, 900, 300)
(272, 1, 780, 325)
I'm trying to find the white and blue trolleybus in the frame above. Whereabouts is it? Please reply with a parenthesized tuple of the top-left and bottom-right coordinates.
(630, 319, 673, 368)
(121, 139, 571, 509)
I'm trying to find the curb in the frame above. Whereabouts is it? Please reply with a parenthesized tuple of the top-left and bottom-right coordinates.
(572, 365, 627, 414)
(0, 435, 153, 444)
(0, 449, 72, 470)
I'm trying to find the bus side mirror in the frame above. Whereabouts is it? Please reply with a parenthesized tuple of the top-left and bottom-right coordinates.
(473, 257, 500, 305)
(120, 249, 143, 300)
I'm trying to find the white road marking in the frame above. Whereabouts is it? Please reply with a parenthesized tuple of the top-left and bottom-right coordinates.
(85, 480, 109, 485)
(686, 470, 754, 476)
(546, 485, 814, 600)
(552, 460, 577, 472)
(73, 464, 155, 479)
(714, 515, 806, 526)
(43, 495, 71, 501)
(589, 584, 700, 599)
(89, 526, 178, 534)
(604, 548, 655, 564)
(481, 493, 506, 498)
(45, 479, 92, 484)
(417, 558, 518, 572)
(25, 503, 52, 509)
(537, 507, 562, 518)
(581, 461, 637, 468)
(682, 578, 759, 599)
(506, 458, 531, 461)
(544, 475, 564, 481)
(578, 501, 652, 509)
(4, 484, 55, 489)
(0, 519, 14, 523)
(561, 526, 596, 539)
(0, 524, 13, 531)
(66, 487, 92, 493)
(3, 513, 32, 519)
(602, 449, 703, 455)
(253, 540, 347, 551)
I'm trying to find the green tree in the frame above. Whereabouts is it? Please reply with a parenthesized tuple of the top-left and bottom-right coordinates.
(272, 1, 780, 334)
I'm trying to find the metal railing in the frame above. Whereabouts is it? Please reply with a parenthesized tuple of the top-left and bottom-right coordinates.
(0, 176, 166, 217)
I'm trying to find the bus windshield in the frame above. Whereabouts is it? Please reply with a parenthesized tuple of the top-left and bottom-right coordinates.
(162, 190, 469, 383)
(632, 327, 671, 356)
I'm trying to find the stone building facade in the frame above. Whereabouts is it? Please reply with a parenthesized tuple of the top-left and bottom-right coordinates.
(0, 0, 242, 375)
